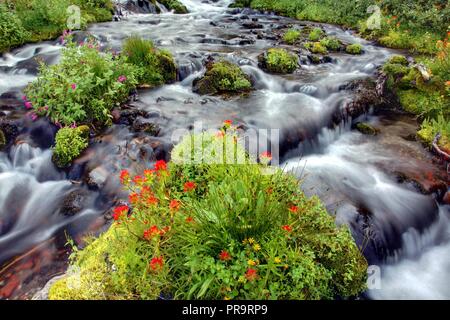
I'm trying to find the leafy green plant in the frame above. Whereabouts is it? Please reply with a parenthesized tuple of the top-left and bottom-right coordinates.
(158, 0, 188, 14)
(320, 37, 341, 51)
(283, 28, 301, 44)
(24, 38, 140, 126)
(48, 130, 368, 300)
(305, 42, 328, 54)
(0, 3, 29, 52)
(261, 48, 298, 74)
(52, 125, 90, 167)
(123, 35, 177, 86)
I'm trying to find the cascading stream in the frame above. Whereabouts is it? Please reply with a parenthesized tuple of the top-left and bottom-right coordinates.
(0, 0, 448, 299)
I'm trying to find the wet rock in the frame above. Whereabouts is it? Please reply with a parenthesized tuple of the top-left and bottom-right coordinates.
(132, 117, 160, 136)
(0, 120, 20, 146)
(60, 189, 89, 216)
(122, 0, 160, 14)
(0, 128, 5, 150)
(114, 107, 149, 126)
(86, 167, 109, 189)
(443, 191, 450, 205)
(242, 22, 264, 29)
(355, 122, 379, 136)
(307, 54, 333, 64)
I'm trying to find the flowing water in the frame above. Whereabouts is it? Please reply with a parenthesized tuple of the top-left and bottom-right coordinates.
(0, 0, 448, 299)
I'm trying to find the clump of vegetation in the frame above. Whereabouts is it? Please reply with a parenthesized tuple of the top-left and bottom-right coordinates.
(158, 0, 188, 14)
(24, 37, 140, 127)
(345, 43, 363, 55)
(1, 0, 114, 52)
(320, 37, 341, 51)
(0, 129, 6, 150)
(309, 27, 325, 41)
(193, 60, 252, 95)
(123, 36, 177, 86)
(259, 48, 298, 74)
(0, 3, 30, 52)
(52, 125, 90, 168)
(305, 42, 328, 54)
(49, 127, 368, 300)
(236, 0, 449, 55)
(283, 28, 301, 44)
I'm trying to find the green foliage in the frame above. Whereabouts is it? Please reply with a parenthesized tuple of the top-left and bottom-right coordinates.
(52, 126, 89, 167)
(49, 131, 368, 300)
(320, 37, 341, 51)
(193, 60, 252, 95)
(345, 43, 363, 55)
(123, 36, 177, 86)
(308, 27, 324, 41)
(24, 38, 140, 126)
(261, 48, 298, 74)
(283, 28, 301, 44)
(158, 0, 188, 14)
(243, 0, 449, 55)
(305, 42, 328, 54)
(418, 114, 450, 151)
(0, 4, 29, 52)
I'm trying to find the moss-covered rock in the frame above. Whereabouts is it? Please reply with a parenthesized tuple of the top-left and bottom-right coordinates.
(258, 48, 298, 74)
(308, 27, 325, 41)
(52, 126, 90, 168)
(193, 60, 252, 95)
(283, 28, 301, 44)
(305, 42, 328, 54)
(346, 43, 363, 55)
(319, 37, 342, 51)
(355, 122, 379, 136)
(0, 128, 6, 150)
(157, 0, 188, 14)
(388, 55, 409, 66)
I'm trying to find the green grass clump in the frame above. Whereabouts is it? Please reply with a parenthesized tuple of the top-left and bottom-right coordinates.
(158, 0, 188, 13)
(305, 42, 328, 54)
(193, 60, 252, 95)
(48, 130, 368, 300)
(123, 36, 177, 86)
(320, 37, 341, 51)
(52, 126, 90, 168)
(283, 28, 301, 44)
(345, 43, 363, 55)
(308, 27, 325, 41)
(261, 48, 298, 74)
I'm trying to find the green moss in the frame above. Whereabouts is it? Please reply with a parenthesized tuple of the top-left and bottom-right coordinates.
(260, 48, 298, 74)
(157, 0, 188, 14)
(305, 42, 328, 54)
(346, 43, 363, 55)
(0, 129, 6, 150)
(355, 122, 379, 136)
(283, 29, 301, 44)
(320, 37, 341, 51)
(193, 60, 252, 95)
(52, 126, 90, 168)
(388, 55, 409, 66)
(308, 27, 325, 41)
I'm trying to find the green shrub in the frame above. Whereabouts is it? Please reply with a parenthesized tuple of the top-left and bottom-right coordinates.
(283, 28, 301, 44)
(123, 36, 177, 86)
(308, 27, 324, 41)
(52, 125, 90, 167)
(346, 43, 363, 55)
(320, 37, 341, 51)
(48, 131, 368, 300)
(24, 38, 140, 126)
(260, 48, 298, 74)
(305, 42, 328, 54)
(193, 60, 252, 95)
(0, 4, 29, 52)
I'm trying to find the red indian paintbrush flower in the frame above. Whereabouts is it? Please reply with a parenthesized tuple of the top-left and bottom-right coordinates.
(245, 268, 258, 281)
(120, 170, 130, 184)
(169, 199, 181, 211)
(219, 250, 231, 261)
(113, 205, 129, 221)
(288, 206, 298, 213)
(154, 160, 167, 171)
(129, 193, 138, 204)
(183, 181, 196, 192)
(260, 151, 272, 160)
(282, 225, 292, 232)
(149, 256, 164, 271)
(223, 120, 233, 126)
(143, 225, 160, 240)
